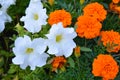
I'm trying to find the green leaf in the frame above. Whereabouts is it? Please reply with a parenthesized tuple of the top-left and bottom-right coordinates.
(80, 47, 92, 52)
(8, 65, 18, 74)
(0, 57, 4, 67)
(68, 57, 75, 68)
(0, 68, 4, 74)
(13, 75, 19, 80)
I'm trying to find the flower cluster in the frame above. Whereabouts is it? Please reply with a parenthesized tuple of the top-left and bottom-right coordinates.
(12, 22, 77, 70)
(11, 0, 77, 70)
(1, 0, 120, 80)
(76, 2, 106, 39)
(0, 0, 16, 32)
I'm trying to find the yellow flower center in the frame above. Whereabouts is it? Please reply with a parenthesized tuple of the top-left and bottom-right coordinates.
(34, 14, 39, 20)
(26, 48, 34, 54)
(56, 35, 62, 42)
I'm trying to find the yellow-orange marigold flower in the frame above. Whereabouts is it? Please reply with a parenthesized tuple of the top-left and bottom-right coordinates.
(100, 30, 120, 52)
(76, 15, 102, 39)
(83, 2, 107, 21)
(92, 54, 119, 80)
(52, 56, 66, 71)
(112, 0, 120, 4)
(48, 9, 72, 27)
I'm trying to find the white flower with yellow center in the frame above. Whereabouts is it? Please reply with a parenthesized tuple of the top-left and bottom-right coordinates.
(20, 0, 48, 33)
(12, 35, 49, 70)
(46, 22, 77, 57)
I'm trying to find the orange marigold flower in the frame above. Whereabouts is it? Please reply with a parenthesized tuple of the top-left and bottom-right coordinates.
(48, 9, 72, 27)
(112, 0, 120, 4)
(109, 2, 120, 14)
(83, 2, 107, 21)
(92, 54, 119, 80)
(100, 30, 120, 52)
(52, 56, 66, 71)
(76, 15, 102, 39)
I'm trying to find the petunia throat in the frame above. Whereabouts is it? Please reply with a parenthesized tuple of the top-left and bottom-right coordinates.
(34, 14, 39, 20)
(56, 34, 62, 42)
(26, 48, 34, 54)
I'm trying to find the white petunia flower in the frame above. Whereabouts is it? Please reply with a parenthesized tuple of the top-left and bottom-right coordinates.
(46, 22, 77, 57)
(0, 0, 16, 9)
(0, 0, 16, 33)
(12, 35, 49, 70)
(0, 9, 12, 32)
(20, 0, 48, 33)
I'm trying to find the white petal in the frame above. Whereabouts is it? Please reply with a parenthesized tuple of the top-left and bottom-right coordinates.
(20, 57, 28, 69)
(49, 23, 63, 34)
(24, 21, 35, 33)
(62, 40, 76, 57)
(63, 28, 77, 39)
(28, 53, 49, 69)
(14, 35, 31, 47)
(46, 29, 63, 40)
(0, 21, 5, 33)
(29, 54, 39, 66)
(46, 34, 55, 40)
(52, 22, 63, 29)
(63, 48, 73, 57)
(47, 44, 58, 55)
(24, 35, 32, 43)
(20, 64, 27, 70)
(29, 0, 43, 9)
(33, 25, 42, 33)
(13, 46, 26, 55)
(20, 16, 26, 21)
(12, 55, 25, 64)
(32, 38, 47, 54)
(14, 37, 24, 47)
(30, 65, 36, 70)
(37, 53, 49, 67)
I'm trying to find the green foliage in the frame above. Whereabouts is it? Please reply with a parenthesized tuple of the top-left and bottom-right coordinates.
(0, 0, 120, 80)
(68, 57, 75, 68)
(102, 13, 120, 31)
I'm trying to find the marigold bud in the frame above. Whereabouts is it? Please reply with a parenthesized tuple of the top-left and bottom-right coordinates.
(74, 46, 81, 57)
(48, 0, 54, 6)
